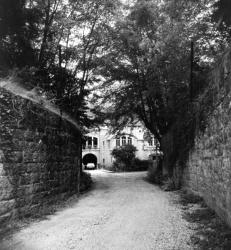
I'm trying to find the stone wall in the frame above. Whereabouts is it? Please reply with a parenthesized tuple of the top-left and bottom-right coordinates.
(183, 73, 231, 226)
(0, 88, 81, 229)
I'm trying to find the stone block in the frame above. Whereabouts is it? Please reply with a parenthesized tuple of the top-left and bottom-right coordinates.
(0, 212, 13, 225)
(31, 172, 41, 183)
(33, 183, 45, 193)
(5, 151, 23, 163)
(15, 194, 34, 209)
(12, 138, 25, 151)
(0, 176, 13, 200)
(0, 150, 5, 163)
(0, 162, 6, 176)
(25, 141, 44, 153)
(24, 130, 35, 141)
(19, 174, 32, 185)
(16, 185, 34, 198)
(0, 199, 15, 215)
(23, 152, 43, 163)
(13, 129, 26, 140)
(24, 163, 40, 173)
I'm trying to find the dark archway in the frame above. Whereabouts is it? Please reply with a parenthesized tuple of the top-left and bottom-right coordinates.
(82, 153, 97, 167)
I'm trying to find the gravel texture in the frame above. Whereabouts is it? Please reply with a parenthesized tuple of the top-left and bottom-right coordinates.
(0, 170, 194, 250)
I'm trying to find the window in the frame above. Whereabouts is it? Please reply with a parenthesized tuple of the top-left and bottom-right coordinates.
(87, 137, 92, 148)
(116, 137, 120, 147)
(116, 136, 133, 146)
(128, 137, 132, 145)
(107, 140, 110, 148)
(122, 136, 126, 145)
(93, 137, 98, 148)
(148, 138, 153, 146)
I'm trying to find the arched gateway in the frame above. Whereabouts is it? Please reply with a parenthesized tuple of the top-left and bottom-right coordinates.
(82, 153, 97, 169)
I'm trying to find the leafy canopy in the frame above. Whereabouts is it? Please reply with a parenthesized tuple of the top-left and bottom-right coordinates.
(0, 0, 120, 128)
(96, 0, 228, 141)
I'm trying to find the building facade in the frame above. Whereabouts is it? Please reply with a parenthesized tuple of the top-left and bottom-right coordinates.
(82, 125, 159, 168)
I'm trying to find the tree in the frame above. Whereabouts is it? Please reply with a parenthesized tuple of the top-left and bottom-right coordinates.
(96, 0, 228, 179)
(0, 0, 120, 127)
(212, 0, 231, 30)
(0, 0, 39, 73)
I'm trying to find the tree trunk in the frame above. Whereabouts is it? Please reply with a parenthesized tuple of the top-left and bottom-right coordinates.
(160, 130, 175, 178)
(161, 130, 184, 189)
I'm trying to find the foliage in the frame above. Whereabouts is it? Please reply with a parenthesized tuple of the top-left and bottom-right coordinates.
(146, 158, 163, 185)
(80, 171, 92, 193)
(1, 0, 231, 179)
(111, 158, 151, 172)
(131, 158, 150, 171)
(0, 0, 39, 72)
(111, 144, 137, 171)
(0, 0, 120, 128)
(98, 0, 227, 134)
(95, 0, 230, 177)
(212, 0, 231, 32)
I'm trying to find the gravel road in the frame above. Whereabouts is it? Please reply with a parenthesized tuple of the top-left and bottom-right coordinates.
(0, 170, 194, 250)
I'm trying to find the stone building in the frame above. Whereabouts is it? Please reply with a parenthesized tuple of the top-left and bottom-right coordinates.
(82, 125, 159, 168)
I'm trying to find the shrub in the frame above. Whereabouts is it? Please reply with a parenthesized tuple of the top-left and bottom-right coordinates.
(111, 144, 137, 171)
(80, 171, 92, 192)
(111, 161, 125, 172)
(161, 177, 175, 191)
(147, 158, 163, 184)
(131, 158, 151, 171)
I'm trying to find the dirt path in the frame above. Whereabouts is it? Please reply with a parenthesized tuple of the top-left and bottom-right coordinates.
(0, 170, 194, 250)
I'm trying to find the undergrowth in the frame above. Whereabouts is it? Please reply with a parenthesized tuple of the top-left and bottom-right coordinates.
(178, 190, 231, 250)
(80, 171, 92, 193)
